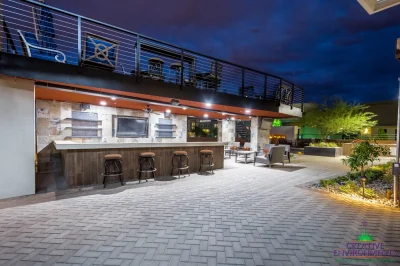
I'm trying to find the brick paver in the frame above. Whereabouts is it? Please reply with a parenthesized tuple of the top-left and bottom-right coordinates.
(0, 155, 399, 266)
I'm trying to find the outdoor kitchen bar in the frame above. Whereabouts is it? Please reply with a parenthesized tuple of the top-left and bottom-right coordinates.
(54, 141, 225, 187)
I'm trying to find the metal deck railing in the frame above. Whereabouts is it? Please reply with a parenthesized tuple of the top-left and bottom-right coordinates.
(0, 0, 304, 110)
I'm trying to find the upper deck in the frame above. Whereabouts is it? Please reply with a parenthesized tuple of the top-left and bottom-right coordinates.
(1, 0, 304, 117)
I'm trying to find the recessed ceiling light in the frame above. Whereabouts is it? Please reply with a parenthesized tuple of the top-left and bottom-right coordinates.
(111, 97, 117, 100)
(182, 107, 187, 110)
(205, 103, 212, 107)
(204, 114, 209, 118)
(100, 101, 107, 106)
(245, 109, 250, 114)
(231, 117, 235, 120)
(222, 112, 226, 115)
(166, 109, 171, 113)
(249, 116, 252, 118)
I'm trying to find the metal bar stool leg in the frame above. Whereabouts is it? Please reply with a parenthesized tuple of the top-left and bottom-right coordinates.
(187, 155, 190, 176)
(103, 160, 108, 188)
(138, 157, 142, 183)
(151, 157, 156, 180)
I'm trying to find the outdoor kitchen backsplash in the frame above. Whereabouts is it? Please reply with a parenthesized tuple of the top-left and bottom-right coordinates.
(36, 100, 187, 152)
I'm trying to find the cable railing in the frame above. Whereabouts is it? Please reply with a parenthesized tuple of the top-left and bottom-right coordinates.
(1, 0, 304, 110)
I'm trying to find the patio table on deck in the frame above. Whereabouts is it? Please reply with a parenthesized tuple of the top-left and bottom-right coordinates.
(135, 41, 197, 82)
(235, 150, 256, 164)
(53, 141, 226, 188)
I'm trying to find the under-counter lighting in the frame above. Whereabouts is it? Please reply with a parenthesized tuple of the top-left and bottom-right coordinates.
(204, 114, 209, 118)
(100, 101, 107, 106)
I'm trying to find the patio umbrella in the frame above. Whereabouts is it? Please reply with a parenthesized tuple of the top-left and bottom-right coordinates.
(38, 6, 57, 54)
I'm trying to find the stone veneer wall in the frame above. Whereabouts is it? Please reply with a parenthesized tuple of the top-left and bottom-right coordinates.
(250, 117, 272, 151)
(36, 100, 187, 152)
(221, 120, 235, 143)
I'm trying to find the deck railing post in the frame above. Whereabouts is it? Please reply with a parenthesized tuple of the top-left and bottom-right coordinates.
(291, 84, 294, 109)
(264, 75, 267, 100)
(180, 49, 184, 89)
(278, 79, 283, 106)
(301, 88, 304, 112)
(215, 60, 218, 92)
(136, 35, 141, 83)
(77, 16, 82, 66)
(241, 68, 245, 97)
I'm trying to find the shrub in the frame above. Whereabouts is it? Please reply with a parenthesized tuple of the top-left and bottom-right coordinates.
(310, 142, 338, 148)
(358, 188, 376, 199)
(332, 175, 350, 184)
(347, 172, 361, 181)
(339, 181, 358, 194)
(364, 168, 385, 182)
(382, 174, 393, 184)
(342, 140, 388, 176)
(319, 179, 336, 188)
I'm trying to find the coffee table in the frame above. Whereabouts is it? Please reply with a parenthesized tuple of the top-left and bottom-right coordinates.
(235, 150, 256, 164)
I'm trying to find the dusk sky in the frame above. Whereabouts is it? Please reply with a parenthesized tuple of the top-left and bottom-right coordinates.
(46, 0, 400, 103)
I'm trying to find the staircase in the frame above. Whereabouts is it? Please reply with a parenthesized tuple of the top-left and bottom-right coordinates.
(236, 121, 251, 142)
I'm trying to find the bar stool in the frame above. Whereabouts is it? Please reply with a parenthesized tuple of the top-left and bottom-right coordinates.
(148, 58, 164, 80)
(199, 150, 214, 175)
(171, 151, 190, 178)
(138, 152, 157, 183)
(102, 154, 124, 188)
(169, 62, 183, 84)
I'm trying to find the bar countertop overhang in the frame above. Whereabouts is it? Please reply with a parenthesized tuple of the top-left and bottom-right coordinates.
(53, 140, 228, 150)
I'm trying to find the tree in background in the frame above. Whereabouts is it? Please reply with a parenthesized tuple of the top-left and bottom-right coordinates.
(300, 99, 377, 139)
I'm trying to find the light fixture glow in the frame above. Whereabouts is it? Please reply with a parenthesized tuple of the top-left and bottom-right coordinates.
(100, 101, 107, 106)
(111, 97, 117, 100)
(204, 114, 209, 118)
(245, 109, 251, 114)
(166, 109, 171, 113)
(205, 103, 212, 107)
(182, 107, 187, 110)
(231, 117, 235, 120)
(249, 116, 252, 118)
(222, 112, 226, 115)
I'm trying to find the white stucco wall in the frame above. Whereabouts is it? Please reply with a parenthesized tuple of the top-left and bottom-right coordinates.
(0, 76, 35, 199)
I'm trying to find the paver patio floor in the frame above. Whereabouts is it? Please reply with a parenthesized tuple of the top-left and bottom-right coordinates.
(0, 155, 399, 266)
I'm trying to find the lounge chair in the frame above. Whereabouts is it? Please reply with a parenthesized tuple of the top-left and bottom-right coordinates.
(254, 146, 285, 168)
(17, 30, 66, 63)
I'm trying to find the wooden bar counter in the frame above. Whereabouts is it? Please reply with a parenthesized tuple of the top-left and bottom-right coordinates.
(53, 141, 226, 188)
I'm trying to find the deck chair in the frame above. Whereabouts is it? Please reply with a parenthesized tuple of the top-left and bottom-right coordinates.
(1, 17, 17, 54)
(18, 30, 66, 62)
(82, 33, 119, 70)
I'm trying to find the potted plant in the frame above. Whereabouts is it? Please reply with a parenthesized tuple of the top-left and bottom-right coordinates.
(342, 140, 388, 179)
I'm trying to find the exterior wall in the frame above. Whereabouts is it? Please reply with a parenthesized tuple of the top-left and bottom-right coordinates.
(250, 117, 271, 151)
(0, 76, 35, 199)
(217, 121, 222, 142)
(371, 126, 396, 139)
(221, 120, 235, 143)
(36, 99, 187, 152)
